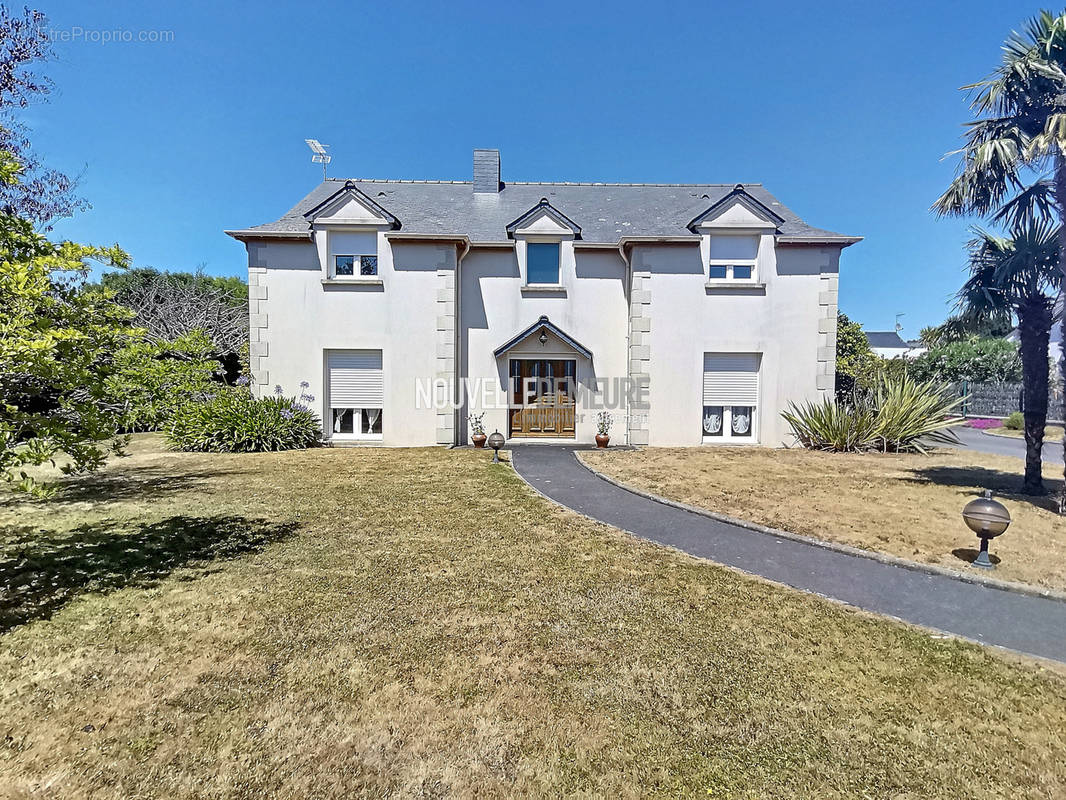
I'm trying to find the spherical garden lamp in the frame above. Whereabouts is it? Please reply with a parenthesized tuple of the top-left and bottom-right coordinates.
(962, 490, 1011, 570)
(487, 430, 505, 464)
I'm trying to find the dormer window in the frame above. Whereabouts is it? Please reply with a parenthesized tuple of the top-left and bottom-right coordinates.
(708, 234, 758, 282)
(527, 243, 560, 284)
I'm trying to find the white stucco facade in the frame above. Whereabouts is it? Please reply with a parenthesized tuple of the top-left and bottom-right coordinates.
(228, 151, 858, 448)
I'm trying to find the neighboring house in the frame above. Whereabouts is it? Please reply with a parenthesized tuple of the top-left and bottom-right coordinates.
(865, 331, 921, 359)
(904, 339, 928, 358)
(226, 149, 860, 447)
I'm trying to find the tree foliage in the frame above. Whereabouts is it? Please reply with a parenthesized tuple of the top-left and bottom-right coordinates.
(0, 153, 132, 492)
(934, 9, 1066, 508)
(953, 223, 1060, 492)
(105, 331, 221, 432)
(0, 7, 85, 225)
(834, 312, 877, 398)
(95, 268, 248, 381)
(908, 337, 1022, 384)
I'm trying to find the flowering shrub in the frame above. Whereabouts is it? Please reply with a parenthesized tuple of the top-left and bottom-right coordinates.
(166, 383, 321, 452)
(965, 417, 1002, 429)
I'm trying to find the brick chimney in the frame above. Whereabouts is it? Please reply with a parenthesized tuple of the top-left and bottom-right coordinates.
(473, 149, 500, 193)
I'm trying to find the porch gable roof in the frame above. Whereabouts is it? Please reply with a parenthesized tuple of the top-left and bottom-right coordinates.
(493, 315, 593, 360)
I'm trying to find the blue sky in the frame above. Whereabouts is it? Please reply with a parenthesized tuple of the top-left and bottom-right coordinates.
(31, 0, 1031, 337)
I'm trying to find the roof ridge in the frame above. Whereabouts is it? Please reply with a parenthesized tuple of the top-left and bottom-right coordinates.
(329, 178, 764, 187)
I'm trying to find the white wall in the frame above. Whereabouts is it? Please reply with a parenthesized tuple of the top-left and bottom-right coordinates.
(460, 247, 629, 443)
(635, 240, 835, 446)
(250, 236, 453, 446)
(244, 232, 841, 448)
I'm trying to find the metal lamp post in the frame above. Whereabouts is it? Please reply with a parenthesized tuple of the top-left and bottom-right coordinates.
(961, 490, 1011, 570)
(487, 430, 505, 463)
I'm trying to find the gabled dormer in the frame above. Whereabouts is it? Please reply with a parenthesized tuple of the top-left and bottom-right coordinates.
(305, 181, 400, 283)
(506, 199, 580, 292)
(304, 180, 401, 228)
(506, 198, 582, 239)
(686, 185, 784, 232)
(688, 185, 780, 286)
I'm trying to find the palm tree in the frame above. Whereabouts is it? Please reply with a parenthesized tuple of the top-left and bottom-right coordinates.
(956, 223, 1061, 494)
(934, 10, 1066, 508)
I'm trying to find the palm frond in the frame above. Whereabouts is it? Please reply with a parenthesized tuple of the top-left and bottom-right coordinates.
(990, 177, 1056, 230)
(939, 10, 1066, 218)
(956, 218, 1062, 316)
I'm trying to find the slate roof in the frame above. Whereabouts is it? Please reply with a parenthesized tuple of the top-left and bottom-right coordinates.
(865, 331, 909, 349)
(227, 179, 860, 246)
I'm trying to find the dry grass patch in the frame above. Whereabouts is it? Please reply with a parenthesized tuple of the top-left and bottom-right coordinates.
(988, 425, 1063, 441)
(0, 436, 1064, 798)
(580, 447, 1066, 592)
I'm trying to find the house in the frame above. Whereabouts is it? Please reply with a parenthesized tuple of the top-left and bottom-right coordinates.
(865, 331, 922, 359)
(226, 149, 860, 447)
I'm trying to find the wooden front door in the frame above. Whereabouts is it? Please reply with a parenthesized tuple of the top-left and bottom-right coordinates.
(509, 359, 576, 438)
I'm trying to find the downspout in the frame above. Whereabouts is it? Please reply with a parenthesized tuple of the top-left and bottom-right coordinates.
(617, 239, 633, 446)
(453, 238, 471, 447)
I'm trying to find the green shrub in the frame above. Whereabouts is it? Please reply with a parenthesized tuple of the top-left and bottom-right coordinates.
(106, 331, 220, 431)
(783, 375, 963, 453)
(908, 336, 1021, 383)
(166, 384, 321, 452)
(1004, 411, 1024, 430)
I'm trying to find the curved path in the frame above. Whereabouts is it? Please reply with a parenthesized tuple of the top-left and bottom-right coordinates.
(951, 425, 1064, 464)
(510, 445, 1066, 664)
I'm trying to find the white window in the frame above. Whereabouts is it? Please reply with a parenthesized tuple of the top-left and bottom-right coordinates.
(333, 254, 378, 277)
(327, 350, 383, 439)
(708, 235, 758, 281)
(328, 231, 378, 278)
(702, 353, 759, 441)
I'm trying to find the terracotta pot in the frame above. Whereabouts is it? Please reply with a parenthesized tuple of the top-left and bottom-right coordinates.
(595, 434, 610, 448)
(472, 433, 487, 449)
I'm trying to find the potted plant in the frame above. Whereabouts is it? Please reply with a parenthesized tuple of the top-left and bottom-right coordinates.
(469, 412, 487, 448)
(595, 411, 612, 448)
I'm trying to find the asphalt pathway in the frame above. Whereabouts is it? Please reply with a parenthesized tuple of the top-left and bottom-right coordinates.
(951, 425, 1063, 465)
(511, 445, 1066, 664)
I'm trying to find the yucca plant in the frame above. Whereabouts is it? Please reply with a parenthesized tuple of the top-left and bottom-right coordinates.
(871, 375, 964, 453)
(783, 375, 963, 453)
(781, 397, 880, 452)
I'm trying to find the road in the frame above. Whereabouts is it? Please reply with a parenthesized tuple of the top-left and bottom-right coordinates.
(951, 426, 1063, 465)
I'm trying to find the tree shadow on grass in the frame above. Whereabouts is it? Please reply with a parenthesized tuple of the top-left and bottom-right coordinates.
(0, 469, 229, 510)
(903, 465, 1063, 513)
(0, 515, 298, 632)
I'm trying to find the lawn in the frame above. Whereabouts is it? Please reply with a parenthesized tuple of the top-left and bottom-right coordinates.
(1, 436, 1065, 798)
(580, 446, 1066, 592)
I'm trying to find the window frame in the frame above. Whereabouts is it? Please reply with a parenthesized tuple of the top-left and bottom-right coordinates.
(702, 352, 760, 444)
(701, 404, 757, 442)
(328, 406, 384, 440)
(524, 241, 562, 286)
(706, 260, 757, 283)
(331, 253, 378, 279)
(705, 233, 759, 283)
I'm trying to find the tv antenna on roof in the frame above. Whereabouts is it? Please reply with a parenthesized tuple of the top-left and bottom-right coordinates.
(305, 138, 331, 180)
(895, 313, 905, 334)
